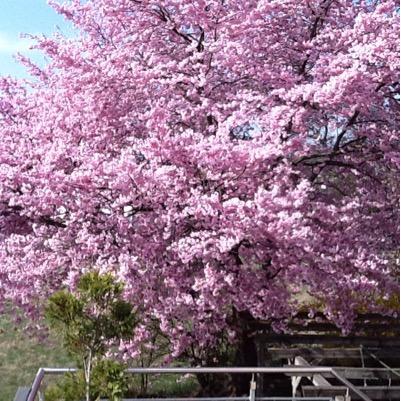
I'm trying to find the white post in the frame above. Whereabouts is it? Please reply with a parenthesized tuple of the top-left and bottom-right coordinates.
(249, 374, 256, 401)
(288, 357, 302, 397)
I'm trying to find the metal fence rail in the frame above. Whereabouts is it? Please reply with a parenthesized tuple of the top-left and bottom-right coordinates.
(26, 366, 374, 401)
(122, 398, 334, 401)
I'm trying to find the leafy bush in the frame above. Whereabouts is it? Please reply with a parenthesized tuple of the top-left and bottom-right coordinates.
(45, 271, 138, 401)
(91, 360, 129, 401)
(44, 372, 85, 401)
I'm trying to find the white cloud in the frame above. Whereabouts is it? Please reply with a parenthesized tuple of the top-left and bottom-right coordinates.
(0, 32, 33, 54)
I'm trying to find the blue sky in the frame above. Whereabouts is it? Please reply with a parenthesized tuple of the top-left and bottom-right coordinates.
(0, 0, 73, 78)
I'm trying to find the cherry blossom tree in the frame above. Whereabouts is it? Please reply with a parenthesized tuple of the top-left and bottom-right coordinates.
(0, 0, 399, 362)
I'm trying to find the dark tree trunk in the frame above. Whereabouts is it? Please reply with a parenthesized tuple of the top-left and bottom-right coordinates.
(231, 328, 258, 395)
(196, 372, 236, 396)
(217, 310, 258, 395)
(194, 310, 259, 397)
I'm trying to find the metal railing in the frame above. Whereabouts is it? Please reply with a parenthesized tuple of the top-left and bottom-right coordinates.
(121, 399, 333, 401)
(26, 366, 374, 401)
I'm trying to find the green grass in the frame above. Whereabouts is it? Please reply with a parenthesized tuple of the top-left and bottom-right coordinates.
(44, 372, 200, 401)
(147, 373, 199, 396)
(0, 314, 200, 401)
(0, 313, 73, 401)
(126, 373, 200, 398)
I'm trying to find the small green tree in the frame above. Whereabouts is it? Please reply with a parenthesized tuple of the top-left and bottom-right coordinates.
(45, 271, 138, 401)
(91, 359, 128, 401)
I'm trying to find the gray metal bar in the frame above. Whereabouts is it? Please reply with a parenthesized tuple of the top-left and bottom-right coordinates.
(330, 369, 372, 401)
(368, 351, 401, 377)
(257, 399, 332, 400)
(124, 398, 249, 401)
(95, 397, 335, 400)
(124, 367, 334, 374)
(26, 366, 372, 401)
(37, 367, 77, 374)
(27, 368, 45, 401)
(258, 398, 332, 401)
(27, 368, 76, 401)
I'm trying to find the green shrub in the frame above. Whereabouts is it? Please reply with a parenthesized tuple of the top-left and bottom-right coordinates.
(45, 271, 138, 401)
(91, 360, 128, 401)
(44, 372, 85, 401)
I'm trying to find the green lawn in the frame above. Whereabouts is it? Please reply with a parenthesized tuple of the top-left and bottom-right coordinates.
(0, 313, 73, 401)
(0, 314, 199, 401)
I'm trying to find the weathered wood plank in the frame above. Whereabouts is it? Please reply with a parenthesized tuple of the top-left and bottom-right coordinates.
(258, 334, 400, 348)
(286, 322, 400, 333)
(251, 312, 399, 326)
(284, 367, 400, 380)
(266, 347, 399, 359)
(302, 385, 400, 400)
(250, 313, 400, 337)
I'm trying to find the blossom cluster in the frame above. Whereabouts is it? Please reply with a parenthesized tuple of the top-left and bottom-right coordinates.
(0, 0, 399, 357)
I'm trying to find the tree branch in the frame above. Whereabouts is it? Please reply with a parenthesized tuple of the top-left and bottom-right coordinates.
(333, 110, 360, 151)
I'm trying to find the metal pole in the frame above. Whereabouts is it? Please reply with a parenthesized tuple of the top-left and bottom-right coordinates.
(125, 367, 335, 374)
(25, 366, 374, 401)
(368, 351, 401, 377)
(27, 368, 45, 401)
(27, 368, 77, 401)
(330, 368, 373, 401)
